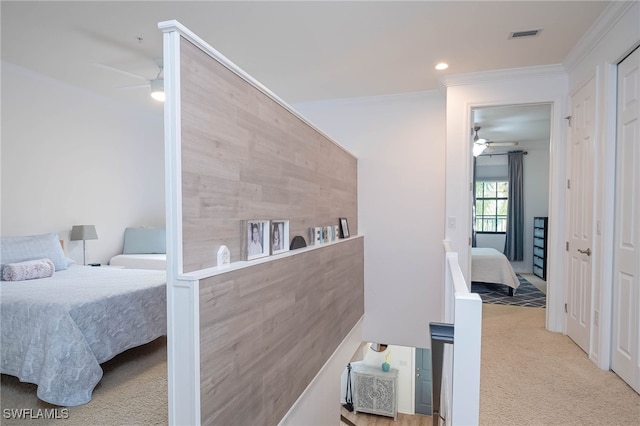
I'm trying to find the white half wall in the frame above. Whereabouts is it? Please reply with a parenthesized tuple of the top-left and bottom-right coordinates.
(296, 91, 446, 349)
(1, 62, 165, 264)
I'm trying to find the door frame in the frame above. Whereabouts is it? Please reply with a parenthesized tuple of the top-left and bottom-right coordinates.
(462, 94, 567, 333)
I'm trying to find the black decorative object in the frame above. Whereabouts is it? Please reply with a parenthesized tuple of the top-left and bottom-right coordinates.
(343, 363, 354, 412)
(289, 235, 307, 250)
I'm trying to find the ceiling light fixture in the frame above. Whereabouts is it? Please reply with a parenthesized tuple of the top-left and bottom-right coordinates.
(435, 62, 449, 70)
(473, 125, 487, 157)
(150, 78, 165, 102)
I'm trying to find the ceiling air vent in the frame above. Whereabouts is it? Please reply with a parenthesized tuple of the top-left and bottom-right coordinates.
(509, 29, 542, 39)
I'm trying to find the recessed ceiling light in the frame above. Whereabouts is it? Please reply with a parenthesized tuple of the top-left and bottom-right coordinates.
(435, 63, 449, 71)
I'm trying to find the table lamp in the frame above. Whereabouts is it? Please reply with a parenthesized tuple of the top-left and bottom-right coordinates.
(70, 225, 98, 265)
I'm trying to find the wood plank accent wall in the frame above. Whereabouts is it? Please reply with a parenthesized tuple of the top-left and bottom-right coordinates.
(199, 237, 364, 425)
(180, 38, 358, 273)
(175, 33, 364, 424)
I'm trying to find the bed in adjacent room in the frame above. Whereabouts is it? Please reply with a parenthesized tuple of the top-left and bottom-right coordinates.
(108, 226, 167, 270)
(1, 233, 166, 406)
(471, 247, 520, 295)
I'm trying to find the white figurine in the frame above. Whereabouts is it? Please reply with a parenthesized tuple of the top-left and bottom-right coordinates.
(217, 245, 230, 267)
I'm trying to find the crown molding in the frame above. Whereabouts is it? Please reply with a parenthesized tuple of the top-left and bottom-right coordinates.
(440, 64, 566, 88)
(563, 1, 636, 73)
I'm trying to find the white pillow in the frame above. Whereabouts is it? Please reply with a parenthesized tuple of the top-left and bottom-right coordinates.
(0, 233, 68, 271)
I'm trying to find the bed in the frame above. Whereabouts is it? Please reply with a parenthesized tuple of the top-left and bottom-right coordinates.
(109, 253, 167, 270)
(1, 233, 166, 406)
(108, 227, 167, 270)
(471, 247, 520, 295)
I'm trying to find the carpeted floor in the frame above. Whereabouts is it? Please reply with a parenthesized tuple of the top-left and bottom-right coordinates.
(471, 274, 546, 308)
(0, 337, 168, 425)
(481, 304, 640, 425)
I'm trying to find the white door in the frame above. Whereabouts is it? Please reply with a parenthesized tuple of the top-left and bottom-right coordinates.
(612, 46, 640, 393)
(566, 77, 596, 354)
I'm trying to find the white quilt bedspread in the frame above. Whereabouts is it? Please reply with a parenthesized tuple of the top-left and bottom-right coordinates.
(109, 253, 167, 270)
(0, 265, 166, 406)
(471, 247, 520, 290)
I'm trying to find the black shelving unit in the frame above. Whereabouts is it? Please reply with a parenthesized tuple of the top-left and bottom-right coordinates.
(533, 217, 548, 280)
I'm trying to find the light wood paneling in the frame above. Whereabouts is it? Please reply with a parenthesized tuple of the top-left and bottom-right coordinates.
(199, 237, 364, 425)
(180, 38, 358, 273)
(178, 35, 363, 424)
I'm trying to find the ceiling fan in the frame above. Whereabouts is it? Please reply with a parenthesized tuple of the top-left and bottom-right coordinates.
(472, 125, 518, 157)
(94, 58, 164, 101)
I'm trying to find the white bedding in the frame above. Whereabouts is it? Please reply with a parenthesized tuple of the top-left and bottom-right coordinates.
(471, 247, 520, 291)
(109, 254, 167, 270)
(0, 265, 166, 406)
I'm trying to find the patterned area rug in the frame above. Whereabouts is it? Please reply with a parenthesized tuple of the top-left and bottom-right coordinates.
(471, 275, 546, 308)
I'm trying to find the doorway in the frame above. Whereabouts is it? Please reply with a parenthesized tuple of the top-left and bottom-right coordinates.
(470, 104, 552, 291)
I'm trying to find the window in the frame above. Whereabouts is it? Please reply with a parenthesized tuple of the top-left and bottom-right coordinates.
(475, 181, 508, 233)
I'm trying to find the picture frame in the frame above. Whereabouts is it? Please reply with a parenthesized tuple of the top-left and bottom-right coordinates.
(315, 226, 324, 245)
(339, 217, 350, 238)
(270, 220, 290, 255)
(308, 228, 316, 246)
(243, 220, 270, 260)
(330, 225, 338, 242)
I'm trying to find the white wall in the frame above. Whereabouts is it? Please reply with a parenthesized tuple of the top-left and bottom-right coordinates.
(443, 68, 568, 332)
(1, 62, 165, 265)
(516, 148, 550, 273)
(296, 91, 446, 350)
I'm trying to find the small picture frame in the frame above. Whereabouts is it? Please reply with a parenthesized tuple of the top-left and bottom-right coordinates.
(271, 220, 290, 255)
(244, 220, 270, 260)
(339, 217, 350, 238)
(330, 225, 338, 242)
(315, 226, 324, 245)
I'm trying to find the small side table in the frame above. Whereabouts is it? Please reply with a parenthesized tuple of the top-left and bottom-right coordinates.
(352, 364, 398, 420)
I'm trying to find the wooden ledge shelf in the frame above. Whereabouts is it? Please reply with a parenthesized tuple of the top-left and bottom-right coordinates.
(177, 234, 363, 282)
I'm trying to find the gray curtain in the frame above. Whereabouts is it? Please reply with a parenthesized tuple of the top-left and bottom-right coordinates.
(503, 151, 524, 261)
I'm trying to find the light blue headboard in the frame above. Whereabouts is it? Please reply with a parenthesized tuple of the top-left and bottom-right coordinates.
(123, 227, 166, 254)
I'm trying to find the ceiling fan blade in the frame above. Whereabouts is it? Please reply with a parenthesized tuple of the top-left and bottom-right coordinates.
(117, 83, 150, 91)
(487, 141, 519, 147)
(94, 63, 149, 82)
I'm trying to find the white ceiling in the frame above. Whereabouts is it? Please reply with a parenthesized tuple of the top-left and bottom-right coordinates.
(1, 1, 611, 148)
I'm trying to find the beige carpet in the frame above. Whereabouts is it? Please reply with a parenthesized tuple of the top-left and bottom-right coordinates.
(0, 337, 167, 425)
(2, 309, 640, 425)
(481, 304, 640, 425)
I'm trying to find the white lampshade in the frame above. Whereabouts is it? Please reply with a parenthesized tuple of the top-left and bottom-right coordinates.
(473, 140, 487, 157)
(150, 78, 165, 102)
